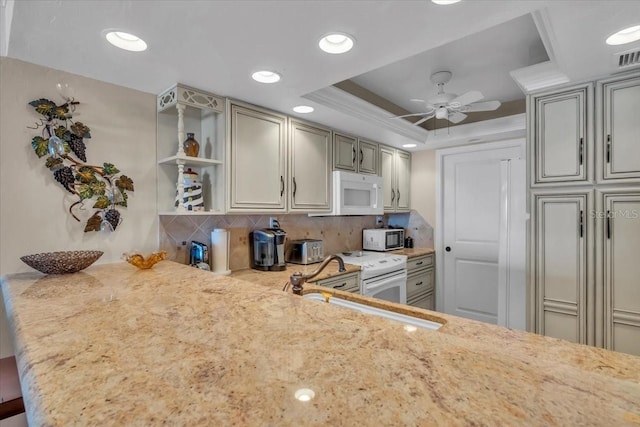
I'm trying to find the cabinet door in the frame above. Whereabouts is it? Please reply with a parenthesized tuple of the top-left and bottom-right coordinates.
(533, 87, 588, 184)
(229, 103, 287, 211)
(396, 150, 411, 211)
(315, 272, 360, 293)
(333, 133, 357, 172)
(358, 139, 379, 175)
(406, 268, 434, 301)
(408, 292, 434, 311)
(603, 193, 640, 356)
(380, 146, 396, 212)
(289, 120, 332, 212)
(602, 76, 640, 182)
(534, 193, 589, 344)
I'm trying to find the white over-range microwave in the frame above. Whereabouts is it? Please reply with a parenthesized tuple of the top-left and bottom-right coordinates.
(311, 171, 383, 216)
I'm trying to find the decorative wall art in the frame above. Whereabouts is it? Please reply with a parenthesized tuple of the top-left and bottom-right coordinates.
(27, 86, 134, 233)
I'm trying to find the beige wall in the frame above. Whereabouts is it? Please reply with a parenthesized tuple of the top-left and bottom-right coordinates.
(0, 58, 158, 357)
(410, 149, 437, 228)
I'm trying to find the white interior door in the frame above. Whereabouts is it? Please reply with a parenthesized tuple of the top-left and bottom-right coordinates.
(441, 143, 524, 325)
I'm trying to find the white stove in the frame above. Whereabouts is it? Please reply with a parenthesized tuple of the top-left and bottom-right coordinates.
(339, 251, 407, 304)
(339, 251, 407, 279)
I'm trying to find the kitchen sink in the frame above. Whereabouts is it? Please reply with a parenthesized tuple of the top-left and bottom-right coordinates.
(303, 293, 442, 331)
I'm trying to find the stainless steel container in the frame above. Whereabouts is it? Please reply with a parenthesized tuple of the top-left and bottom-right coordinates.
(285, 239, 324, 264)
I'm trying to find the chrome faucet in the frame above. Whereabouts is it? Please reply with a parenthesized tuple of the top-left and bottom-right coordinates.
(285, 254, 346, 295)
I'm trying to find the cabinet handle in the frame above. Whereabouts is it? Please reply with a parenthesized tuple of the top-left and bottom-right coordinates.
(606, 135, 611, 163)
(579, 210, 583, 238)
(360, 149, 364, 166)
(280, 176, 284, 197)
(292, 177, 297, 199)
(607, 210, 611, 239)
(391, 189, 395, 202)
(579, 138, 583, 165)
(415, 281, 423, 286)
(397, 190, 400, 203)
(415, 261, 423, 266)
(352, 147, 356, 166)
(334, 283, 346, 289)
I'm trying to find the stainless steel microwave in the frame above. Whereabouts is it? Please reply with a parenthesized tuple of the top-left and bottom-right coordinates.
(362, 228, 404, 251)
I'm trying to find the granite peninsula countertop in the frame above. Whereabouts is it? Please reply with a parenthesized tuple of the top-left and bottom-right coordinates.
(3, 261, 640, 426)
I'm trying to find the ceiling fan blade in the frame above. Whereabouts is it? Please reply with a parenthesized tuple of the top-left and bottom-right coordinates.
(391, 112, 430, 119)
(451, 90, 484, 107)
(448, 111, 467, 124)
(409, 98, 426, 103)
(413, 115, 432, 126)
(463, 100, 501, 112)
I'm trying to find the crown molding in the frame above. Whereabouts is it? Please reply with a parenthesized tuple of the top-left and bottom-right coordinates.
(422, 113, 526, 150)
(303, 85, 430, 143)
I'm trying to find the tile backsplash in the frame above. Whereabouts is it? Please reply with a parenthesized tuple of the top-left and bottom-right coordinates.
(159, 210, 433, 271)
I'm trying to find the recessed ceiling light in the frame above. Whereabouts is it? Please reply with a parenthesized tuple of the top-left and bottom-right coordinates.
(319, 33, 355, 54)
(606, 25, 640, 46)
(294, 388, 315, 402)
(251, 70, 281, 83)
(402, 144, 417, 148)
(105, 31, 147, 52)
(431, 0, 461, 4)
(293, 105, 314, 114)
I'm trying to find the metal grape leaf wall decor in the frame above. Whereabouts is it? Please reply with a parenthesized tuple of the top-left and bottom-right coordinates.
(27, 96, 134, 233)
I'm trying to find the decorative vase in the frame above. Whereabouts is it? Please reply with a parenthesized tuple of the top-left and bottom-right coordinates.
(175, 168, 204, 211)
(183, 133, 199, 157)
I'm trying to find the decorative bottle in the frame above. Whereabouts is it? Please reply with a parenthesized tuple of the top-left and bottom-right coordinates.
(183, 132, 200, 157)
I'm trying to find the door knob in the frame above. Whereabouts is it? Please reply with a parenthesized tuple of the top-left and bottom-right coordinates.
(445, 246, 451, 252)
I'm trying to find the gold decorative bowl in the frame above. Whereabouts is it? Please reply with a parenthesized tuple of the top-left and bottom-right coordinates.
(20, 251, 103, 274)
(124, 251, 167, 269)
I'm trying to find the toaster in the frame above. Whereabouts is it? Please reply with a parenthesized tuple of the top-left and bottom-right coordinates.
(285, 239, 324, 264)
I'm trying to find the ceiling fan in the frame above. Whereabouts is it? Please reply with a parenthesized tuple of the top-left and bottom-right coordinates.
(392, 71, 501, 126)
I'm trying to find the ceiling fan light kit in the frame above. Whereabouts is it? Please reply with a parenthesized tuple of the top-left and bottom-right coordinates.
(391, 70, 501, 126)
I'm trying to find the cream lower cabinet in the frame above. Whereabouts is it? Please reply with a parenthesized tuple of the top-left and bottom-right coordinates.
(289, 120, 332, 212)
(380, 146, 411, 213)
(314, 271, 360, 293)
(601, 191, 640, 355)
(406, 254, 435, 310)
(533, 192, 591, 345)
(228, 102, 287, 212)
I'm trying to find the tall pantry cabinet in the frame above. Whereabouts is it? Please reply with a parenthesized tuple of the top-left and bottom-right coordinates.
(529, 72, 640, 356)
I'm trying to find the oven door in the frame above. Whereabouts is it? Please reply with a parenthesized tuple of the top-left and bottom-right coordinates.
(361, 270, 407, 304)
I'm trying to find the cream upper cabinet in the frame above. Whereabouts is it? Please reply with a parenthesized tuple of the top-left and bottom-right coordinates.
(333, 134, 379, 175)
(599, 74, 640, 183)
(533, 192, 591, 344)
(380, 146, 395, 211)
(602, 191, 640, 356)
(289, 120, 332, 212)
(358, 139, 379, 175)
(380, 145, 411, 213)
(333, 133, 357, 171)
(396, 150, 411, 211)
(228, 102, 287, 212)
(531, 84, 592, 186)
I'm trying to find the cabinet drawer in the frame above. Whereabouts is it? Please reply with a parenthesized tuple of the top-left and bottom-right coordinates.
(407, 255, 433, 272)
(406, 269, 434, 300)
(408, 291, 434, 311)
(315, 272, 360, 293)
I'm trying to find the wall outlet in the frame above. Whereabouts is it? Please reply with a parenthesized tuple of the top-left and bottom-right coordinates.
(375, 215, 383, 225)
(269, 217, 279, 228)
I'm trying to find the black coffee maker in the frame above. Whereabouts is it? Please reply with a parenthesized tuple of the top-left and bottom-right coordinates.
(251, 228, 287, 271)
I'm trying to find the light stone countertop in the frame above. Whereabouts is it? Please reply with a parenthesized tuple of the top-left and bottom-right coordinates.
(2, 261, 640, 426)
